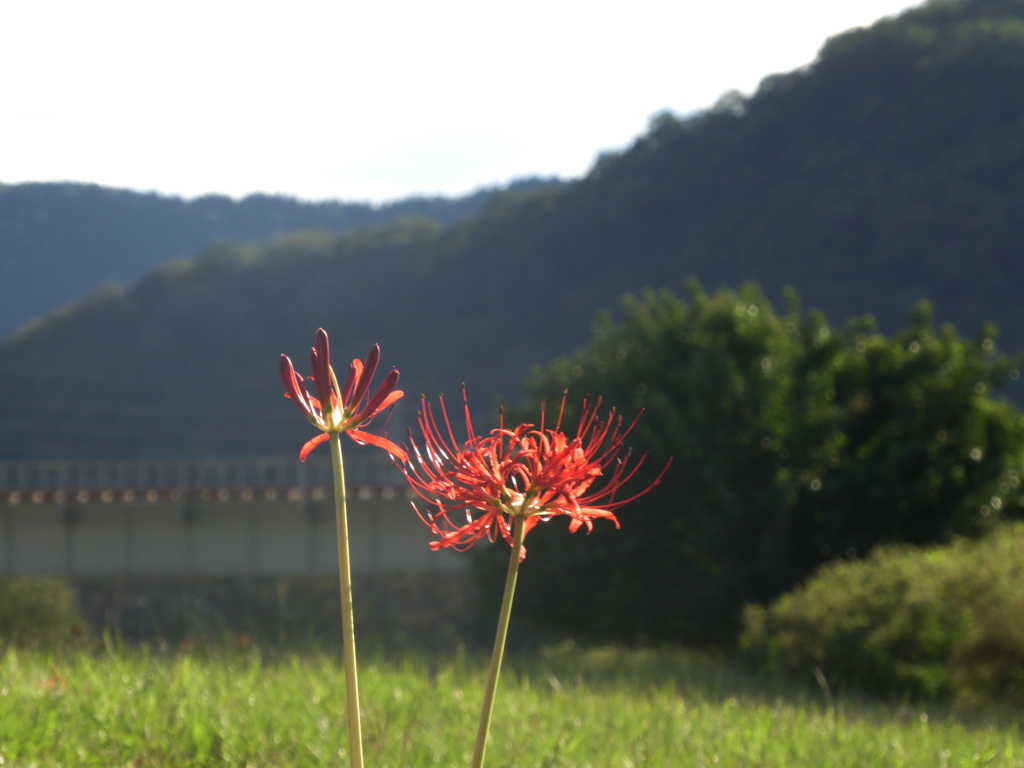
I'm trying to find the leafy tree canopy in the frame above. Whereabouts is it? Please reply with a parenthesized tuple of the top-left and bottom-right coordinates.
(477, 283, 1024, 645)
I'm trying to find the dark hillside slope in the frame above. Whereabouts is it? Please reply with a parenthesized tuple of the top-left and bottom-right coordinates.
(3, 0, 1024, 459)
(0, 179, 560, 337)
(548, 0, 1024, 344)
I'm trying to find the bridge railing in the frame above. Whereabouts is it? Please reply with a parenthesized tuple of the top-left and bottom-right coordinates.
(0, 455, 409, 505)
(0, 456, 461, 576)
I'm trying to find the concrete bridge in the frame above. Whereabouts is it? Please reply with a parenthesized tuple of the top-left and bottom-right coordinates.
(0, 456, 464, 576)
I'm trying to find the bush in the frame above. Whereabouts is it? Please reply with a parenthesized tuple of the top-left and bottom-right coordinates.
(740, 523, 1024, 703)
(0, 577, 85, 648)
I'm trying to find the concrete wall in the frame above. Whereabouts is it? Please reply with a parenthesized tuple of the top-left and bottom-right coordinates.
(0, 459, 466, 576)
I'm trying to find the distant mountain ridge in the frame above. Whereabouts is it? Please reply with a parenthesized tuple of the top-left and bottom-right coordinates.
(0, 178, 563, 337)
(3, 0, 1024, 459)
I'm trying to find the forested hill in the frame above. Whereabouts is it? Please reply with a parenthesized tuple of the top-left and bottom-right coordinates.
(0, 178, 561, 337)
(3, 0, 1024, 459)
(558, 0, 1024, 344)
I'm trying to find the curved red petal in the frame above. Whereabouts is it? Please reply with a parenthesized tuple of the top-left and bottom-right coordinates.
(310, 350, 333, 415)
(356, 389, 403, 422)
(299, 432, 331, 461)
(280, 355, 314, 419)
(360, 368, 401, 419)
(350, 344, 381, 407)
(340, 361, 358, 406)
(346, 429, 408, 462)
(315, 329, 331, 371)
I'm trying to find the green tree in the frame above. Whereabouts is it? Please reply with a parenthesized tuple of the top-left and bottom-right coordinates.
(789, 301, 1024, 573)
(479, 283, 1024, 645)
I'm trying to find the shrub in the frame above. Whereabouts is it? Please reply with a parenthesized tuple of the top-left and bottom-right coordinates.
(0, 576, 85, 648)
(740, 523, 1024, 703)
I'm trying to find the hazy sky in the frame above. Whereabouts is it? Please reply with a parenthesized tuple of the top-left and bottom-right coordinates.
(2, 0, 921, 203)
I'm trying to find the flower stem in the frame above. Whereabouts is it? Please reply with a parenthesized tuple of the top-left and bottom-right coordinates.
(330, 433, 364, 768)
(471, 514, 526, 768)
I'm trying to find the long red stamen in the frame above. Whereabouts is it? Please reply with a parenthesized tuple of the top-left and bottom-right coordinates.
(461, 385, 475, 442)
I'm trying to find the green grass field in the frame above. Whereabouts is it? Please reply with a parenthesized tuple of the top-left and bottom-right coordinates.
(1, 642, 1021, 767)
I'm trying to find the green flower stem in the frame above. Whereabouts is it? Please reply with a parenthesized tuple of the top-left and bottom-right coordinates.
(329, 432, 364, 768)
(471, 514, 527, 768)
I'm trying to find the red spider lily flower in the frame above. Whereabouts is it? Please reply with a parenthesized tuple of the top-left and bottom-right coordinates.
(279, 328, 406, 461)
(399, 388, 671, 559)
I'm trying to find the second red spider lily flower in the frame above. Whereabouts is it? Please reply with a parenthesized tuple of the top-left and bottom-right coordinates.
(400, 388, 671, 558)
(279, 328, 406, 461)
(399, 388, 671, 768)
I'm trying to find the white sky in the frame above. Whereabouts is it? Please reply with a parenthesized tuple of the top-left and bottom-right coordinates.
(1, 0, 922, 204)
